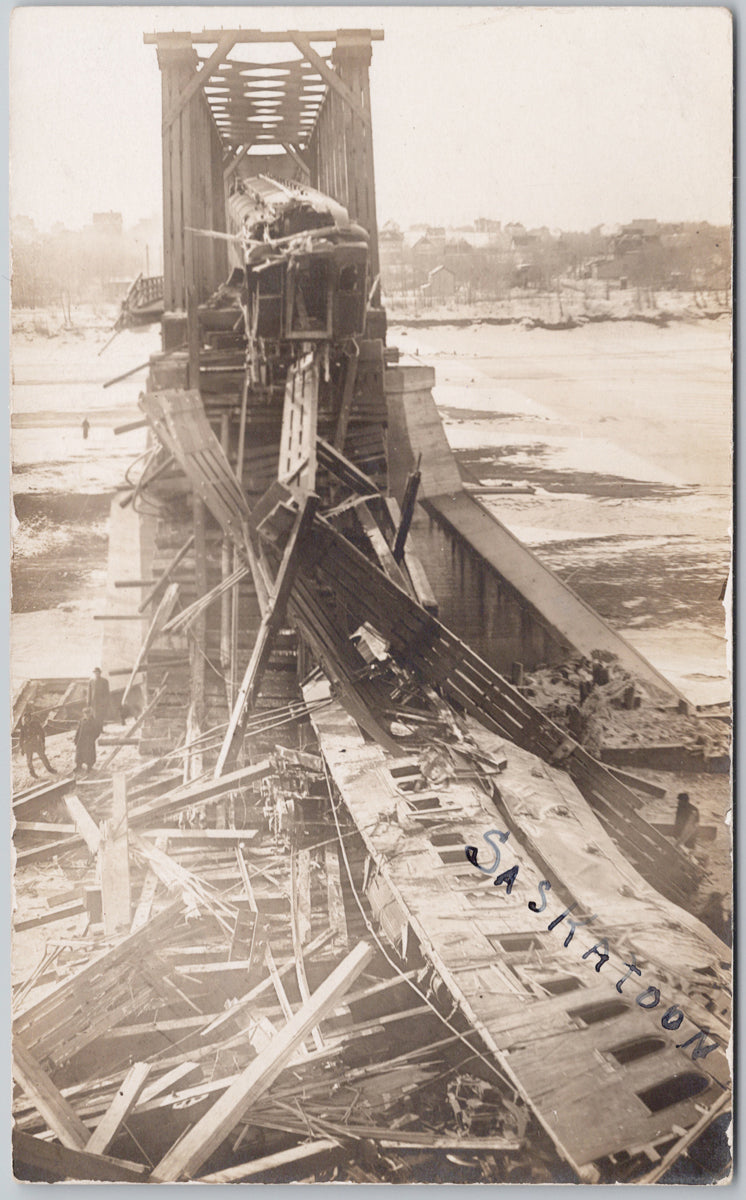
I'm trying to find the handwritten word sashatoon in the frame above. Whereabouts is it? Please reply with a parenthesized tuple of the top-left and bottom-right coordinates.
(465, 829, 721, 1062)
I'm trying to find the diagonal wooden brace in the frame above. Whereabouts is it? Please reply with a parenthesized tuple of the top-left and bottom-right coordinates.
(162, 34, 236, 131)
(292, 34, 371, 127)
(214, 495, 318, 777)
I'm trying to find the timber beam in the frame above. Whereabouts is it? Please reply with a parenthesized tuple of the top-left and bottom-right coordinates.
(163, 33, 236, 131)
(145, 29, 384, 45)
(292, 34, 371, 127)
(317, 437, 379, 496)
(215, 495, 318, 777)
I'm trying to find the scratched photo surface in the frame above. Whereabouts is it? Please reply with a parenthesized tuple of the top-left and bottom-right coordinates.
(10, 5, 732, 1185)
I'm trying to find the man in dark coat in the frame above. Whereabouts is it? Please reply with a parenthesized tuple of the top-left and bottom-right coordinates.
(74, 707, 100, 774)
(18, 709, 57, 779)
(87, 668, 110, 730)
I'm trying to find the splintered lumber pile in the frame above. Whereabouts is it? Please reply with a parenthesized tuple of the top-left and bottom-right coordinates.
(151, 941, 376, 1180)
(13, 743, 530, 1184)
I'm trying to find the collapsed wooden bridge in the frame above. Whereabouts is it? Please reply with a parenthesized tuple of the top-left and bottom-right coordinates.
(12, 26, 731, 1185)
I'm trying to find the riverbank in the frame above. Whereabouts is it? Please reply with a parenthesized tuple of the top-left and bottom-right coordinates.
(384, 285, 729, 328)
(11, 308, 731, 708)
(11, 306, 160, 686)
(393, 316, 731, 705)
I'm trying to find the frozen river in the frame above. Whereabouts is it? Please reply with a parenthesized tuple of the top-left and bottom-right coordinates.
(391, 317, 731, 703)
(11, 311, 731, 703)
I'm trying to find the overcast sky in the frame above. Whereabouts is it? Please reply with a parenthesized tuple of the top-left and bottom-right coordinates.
(9, 5, 732, 234)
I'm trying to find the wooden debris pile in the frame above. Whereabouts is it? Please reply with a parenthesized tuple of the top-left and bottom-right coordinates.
(12, 744, 548, 1184)
(520, 657, 730, 767)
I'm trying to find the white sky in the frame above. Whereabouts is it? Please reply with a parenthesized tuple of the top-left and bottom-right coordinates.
(9, 5, 733, 233)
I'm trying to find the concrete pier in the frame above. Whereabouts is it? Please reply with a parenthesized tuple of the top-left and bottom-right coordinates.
(385, 363, 684, 699)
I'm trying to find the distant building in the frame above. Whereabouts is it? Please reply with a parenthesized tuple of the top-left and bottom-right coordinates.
(421, 264, 456, 300)
(474, 217, 501, 234)
(411, 235, 440, 281)
(93, 211, 123, 237)
(623, 218, 659, 237)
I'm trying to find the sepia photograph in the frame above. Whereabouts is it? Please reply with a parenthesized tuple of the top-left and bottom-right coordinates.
(9, 5, 732, 1184)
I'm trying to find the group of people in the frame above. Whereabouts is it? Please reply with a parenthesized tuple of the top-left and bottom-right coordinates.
(17, 668, 111, 780)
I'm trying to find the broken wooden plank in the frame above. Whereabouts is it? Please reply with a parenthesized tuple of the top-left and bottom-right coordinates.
(325, 842, 349, 950)
(151, 940, 375, 1181)
(139, 827, 259, 842)
(14, 901, 86, 933)
(99, 678, 171, 772)
(139, 538, 194, 614)
(173, 959, 263, 977)
(12, 1129, 150, 1183)
(13, 775, 76, 821)
(137, 1062, 200, 1106)
(14, 821, 76, 836)
(13, 901, 183, 1069)
(163, 564, 249, 635)
(99, 774, 131, 936)
(393, 461, 422, 563)
(605, 764, 667, 798)
(128, 759, 272, 825)
(317, 438, 377, 497)
(121, 584, 180, 710)
(290, 847, 323, 1052)
(64, 793, 101, 855)
(12, 1038, 90, 1150)
(14, 837, 79, 867)
(197, 1138, 340, 1183)
(215, 496, 317, 776)
(198, 926, 335, 1040)
(295, 848, 312, 946)
(130, 835, 167, 932)
(234, 847, 296, 1031)
(356, 502, 412, 593)
(635, 1091, 732, 1184)
(84, 1062, 151, 1156)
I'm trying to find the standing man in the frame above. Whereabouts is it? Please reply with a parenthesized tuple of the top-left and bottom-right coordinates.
(88, 668, 110, 730)
(74, 707, 100, 775)
(18, 708, 57, 779)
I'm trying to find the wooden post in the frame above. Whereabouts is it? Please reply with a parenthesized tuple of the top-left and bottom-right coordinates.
(393, 464, 422, 563)
(156, 39, 198, 315)
(99, 774, 131, 936)
(511, 661, 524, 688)
(332, 32, 380, 286)
(332, 344, 359, 451)
(12, 1038, 90, 1150)
(219, 414, 232, 683)
(151, 941, 375, 1181)
(187, 288, 200, 390)
(191, 491, 208, 720)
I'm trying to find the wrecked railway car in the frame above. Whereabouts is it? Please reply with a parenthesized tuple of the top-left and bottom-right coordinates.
(12, 26, 731, 1184)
